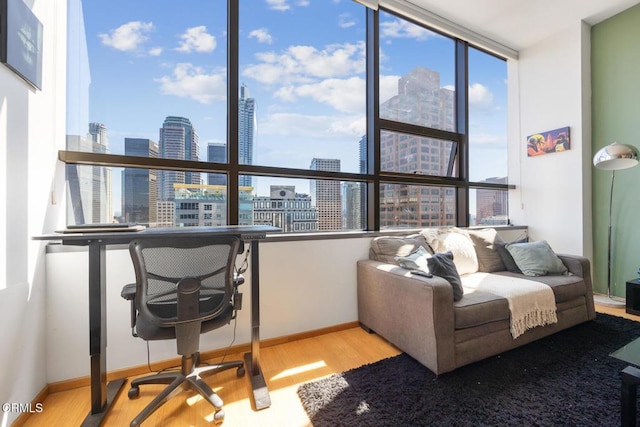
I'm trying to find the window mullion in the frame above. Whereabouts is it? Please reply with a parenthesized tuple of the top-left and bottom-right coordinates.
(227, 0, 240, 225)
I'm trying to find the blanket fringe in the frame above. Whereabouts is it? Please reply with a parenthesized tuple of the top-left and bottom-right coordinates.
(511, 309, 558, 339)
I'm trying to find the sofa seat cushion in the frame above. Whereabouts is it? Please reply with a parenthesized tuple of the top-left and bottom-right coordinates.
(454, 289, 510, 330)
(493, 271, 586, 303)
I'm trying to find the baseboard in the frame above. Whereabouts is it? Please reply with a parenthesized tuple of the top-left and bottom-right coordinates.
(11, 385, 49, 427)
(47, 321, 359, 394)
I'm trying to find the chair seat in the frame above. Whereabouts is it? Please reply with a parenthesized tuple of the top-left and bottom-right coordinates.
(136, 303, 235, 341)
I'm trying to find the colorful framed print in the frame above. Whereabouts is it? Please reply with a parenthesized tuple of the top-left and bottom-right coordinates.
(527, 127, 570, 157)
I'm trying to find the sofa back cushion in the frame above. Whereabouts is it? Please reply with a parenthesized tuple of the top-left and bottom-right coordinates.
(421, 227, 479, 275)
(467, 228, 506, 273)
(369, 234, 431, 265)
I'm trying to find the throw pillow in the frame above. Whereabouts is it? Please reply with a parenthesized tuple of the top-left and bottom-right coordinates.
(395, 246, 432, 275)
(495, 238, 528, 273)
(369, 234, 431, 265)
(467, 228, 506, 272)
(505, 240, 569, 276)
(426, 251, 464, 301)
(421, 227, 478, 275)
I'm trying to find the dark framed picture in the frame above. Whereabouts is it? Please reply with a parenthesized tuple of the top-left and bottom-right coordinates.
(526, 126, 570, 157)
(0, 0, 43, 90)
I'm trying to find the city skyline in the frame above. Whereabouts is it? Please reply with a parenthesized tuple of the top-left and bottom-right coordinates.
(68, 0, 508, 226)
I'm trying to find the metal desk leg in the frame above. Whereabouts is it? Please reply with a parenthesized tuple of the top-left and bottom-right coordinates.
(621, 365, 640, 427)
(82, 242, 125, 427)
(243, 239, 271, 410)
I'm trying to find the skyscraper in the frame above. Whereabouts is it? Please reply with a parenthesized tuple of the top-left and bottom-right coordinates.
(158, 116, 200, 201)
(475, 177, 508, 225)
(252, 186, 318, 232)
(122, 138, 159, 225)
(239, 84, 256, 187)
(207, 142, 227, 186)
(310, 158, 342, 231)
(379, 67, 456, 228)
(66, 122, 113, 224)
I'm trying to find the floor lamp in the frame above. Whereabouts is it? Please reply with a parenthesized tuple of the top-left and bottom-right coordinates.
(593, 142, 639, 307)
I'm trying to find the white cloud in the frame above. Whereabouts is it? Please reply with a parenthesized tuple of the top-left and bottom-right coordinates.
(260, 112, 365, 138)
(243, 41, 365, 85)
(176, 26, 216, 53)
(339, 13, 356, 29)
(379, 74, 401, 105)
(155, 63, 226, 104)
(266, 0, 290, 11)
(99, 21, 154, 52)
(249, 28, 273, 44)
(277, 77, 365, 114)
(469, 83, 494, 110)
(380, 18, 435, 41)
(148, 47, 163, 56)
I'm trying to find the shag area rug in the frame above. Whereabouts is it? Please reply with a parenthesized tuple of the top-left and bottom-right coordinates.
(297, 314, 640, 426)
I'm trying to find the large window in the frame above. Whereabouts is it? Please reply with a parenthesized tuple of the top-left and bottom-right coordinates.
(64, 0, 510, 232)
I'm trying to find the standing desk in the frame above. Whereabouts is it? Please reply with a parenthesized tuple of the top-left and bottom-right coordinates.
(34, 225, 279, 426)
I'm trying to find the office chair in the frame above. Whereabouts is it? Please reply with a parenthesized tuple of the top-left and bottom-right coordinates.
(121, 235, 246, 426)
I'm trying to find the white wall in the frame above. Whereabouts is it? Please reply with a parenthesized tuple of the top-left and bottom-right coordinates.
(0, 0, 67, 425)
(44, 228, 526, 383)
(44, 238, 372, 382)
(508, 21, 592, 258)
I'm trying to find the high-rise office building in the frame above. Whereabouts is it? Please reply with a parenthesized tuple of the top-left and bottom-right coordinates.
(88, 123, 113, 223)
(66, 123, 113, 224)
(173, 184, 253, 227)
(122, 138, 159, 225)
(239, 84, 256, 187)
(475, 177, 508, 225)
(207, 143, 227, 186)
(158, 116, 200, 201)
(253, 186, 318, 232)
(310, 158, 342, 231)
(379, 67, 456, 228)
(343, 182, 363, 230)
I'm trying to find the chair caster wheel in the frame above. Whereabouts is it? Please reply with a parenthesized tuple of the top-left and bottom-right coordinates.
(213, 409, 225, 424)
(128, 386, 140, 399)
(237, 366, 245, 377)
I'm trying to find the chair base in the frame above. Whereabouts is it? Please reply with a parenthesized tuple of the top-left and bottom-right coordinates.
(128, 355, 245, 426)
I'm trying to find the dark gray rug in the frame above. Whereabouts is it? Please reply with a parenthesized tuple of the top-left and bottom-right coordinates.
(297, 314, 640, 426)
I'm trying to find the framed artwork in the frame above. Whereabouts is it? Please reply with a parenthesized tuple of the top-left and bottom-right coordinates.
(0, 0, 43, 90)
(526, 127, 570, 157)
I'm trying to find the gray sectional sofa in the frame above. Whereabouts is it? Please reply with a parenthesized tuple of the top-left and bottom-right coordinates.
(357, 228, 596, 375)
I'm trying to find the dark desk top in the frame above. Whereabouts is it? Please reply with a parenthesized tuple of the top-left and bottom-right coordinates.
(33, 225, 281, 246)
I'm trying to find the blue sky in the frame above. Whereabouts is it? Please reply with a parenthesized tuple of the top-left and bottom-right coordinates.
(80, 0, 507, 204)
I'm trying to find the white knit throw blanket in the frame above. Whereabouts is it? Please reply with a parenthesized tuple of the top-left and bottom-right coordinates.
(461, 273, 558, 339)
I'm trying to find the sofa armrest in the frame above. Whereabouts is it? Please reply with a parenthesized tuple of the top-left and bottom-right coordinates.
(557, 254, 596, 320)
(357, 259, 457, 374)
(557, 254, 589, 278)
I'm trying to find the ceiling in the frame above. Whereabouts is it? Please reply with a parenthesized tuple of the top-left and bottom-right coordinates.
(406, 0, 640, 51)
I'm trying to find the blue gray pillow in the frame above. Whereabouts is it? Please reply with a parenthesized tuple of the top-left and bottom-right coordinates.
(427, 251, 464, 301)
(505, 240, 568, 276)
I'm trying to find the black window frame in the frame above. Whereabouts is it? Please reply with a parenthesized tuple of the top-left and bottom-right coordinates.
(60, 1, 512, 232)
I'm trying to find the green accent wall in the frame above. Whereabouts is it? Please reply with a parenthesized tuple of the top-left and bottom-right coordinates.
(592, 4, 640, 297)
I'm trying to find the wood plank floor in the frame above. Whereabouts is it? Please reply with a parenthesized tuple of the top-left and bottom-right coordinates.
(20, 304, 637, 427)
(22, 327, 400, 427)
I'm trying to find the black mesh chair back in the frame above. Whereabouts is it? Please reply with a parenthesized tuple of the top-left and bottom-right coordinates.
(130, 236, 239, 332)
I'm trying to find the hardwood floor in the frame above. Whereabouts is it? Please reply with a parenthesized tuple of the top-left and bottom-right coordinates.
(20, 304, 638, 427)
(21, 327, 400, 427)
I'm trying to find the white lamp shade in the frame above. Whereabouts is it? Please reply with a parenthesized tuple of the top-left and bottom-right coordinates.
(593, 142, 639, 170)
